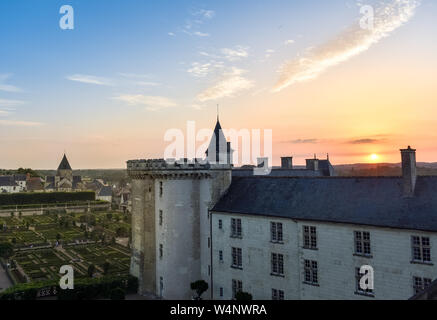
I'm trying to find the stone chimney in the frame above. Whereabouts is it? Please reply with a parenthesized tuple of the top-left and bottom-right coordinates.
(401, 146, 417, 198)
(306, 157, 319, 171)
(281, 157, 293, 169)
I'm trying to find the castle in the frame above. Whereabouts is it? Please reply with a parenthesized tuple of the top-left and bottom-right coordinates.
(128, 119, 437, 300)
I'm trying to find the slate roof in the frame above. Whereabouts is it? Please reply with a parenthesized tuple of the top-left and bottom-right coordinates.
(0, 176, 17, 187)
(58, 154, 72, 170)
(98, 186, 113, 197)
(232, 168, 324, 178)
(206, 120, 231, 162)
(13, 174, 27, 182)
(212, 176, 437, 232)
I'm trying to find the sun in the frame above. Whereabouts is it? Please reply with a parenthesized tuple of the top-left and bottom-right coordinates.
(369, 154, 380, 162)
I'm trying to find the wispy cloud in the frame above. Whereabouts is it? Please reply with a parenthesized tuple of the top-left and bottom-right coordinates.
(197, 68, 254, 102)
(194, 9, 215, 20)
(221, 46, 249, 61)
(179, 9, 215, 37)
(187, 61, 224, 78)
(273, 0, 421, 92)
(113, 94, 177, 111)
(0, 99, 25, 107)
(0, 74, 22, 92)
(284, 39, 295, 46)
(289, 139, 319, 144)
(0, 120, 44, 127)
(66, 74, 113, 86)
(348, 138, 386, 144)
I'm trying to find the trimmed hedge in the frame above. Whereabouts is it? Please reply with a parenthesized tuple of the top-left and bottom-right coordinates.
(0, 192, 95, 206)
(0, 275, 138, 300)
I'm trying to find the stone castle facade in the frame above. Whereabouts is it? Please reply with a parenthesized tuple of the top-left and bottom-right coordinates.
(128, 120, 437, 300)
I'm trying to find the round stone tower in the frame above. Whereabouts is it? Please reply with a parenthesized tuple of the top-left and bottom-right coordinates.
(127, 158, 231, 299)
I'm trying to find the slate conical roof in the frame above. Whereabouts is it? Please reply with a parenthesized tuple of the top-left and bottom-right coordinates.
(58, 154, 72, 170)
(206, 119, 230, 163)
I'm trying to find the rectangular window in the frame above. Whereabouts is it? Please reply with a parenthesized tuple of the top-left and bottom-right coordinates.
(159, 210, 163, 226)
(412, 236, 431, 263)
(271, 222, 283, 243)
(354, 231, 371, 256)
(159, 244, 163, 259)
(355, 268, 374, 295)
(272, 289, 285, 300)
(219, 250, 223, 262)
(218, 219, 223, 230)
(232, 279, 243, 299)
(159, 181, 163, 197)
(413, 276, 433, 295)
(304, 260, 318, 285)
(231, 218, 242, 238)
(231, 247, 242, 269)
(220, 287, 224, 297)
(303, 226, 317, 249)
(271, 253, 284, 276)
(208, 237, 211, 249)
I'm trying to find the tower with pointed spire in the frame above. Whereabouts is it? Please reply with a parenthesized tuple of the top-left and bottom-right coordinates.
(127, 116, 233, 299)
(205, 118, 233, 166)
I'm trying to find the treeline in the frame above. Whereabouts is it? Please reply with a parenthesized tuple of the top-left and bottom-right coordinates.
(0, 192, 95, 206)
(0, 275, 138, 300)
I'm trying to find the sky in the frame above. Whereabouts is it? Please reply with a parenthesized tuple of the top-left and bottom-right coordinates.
(0, 0, 436, 169)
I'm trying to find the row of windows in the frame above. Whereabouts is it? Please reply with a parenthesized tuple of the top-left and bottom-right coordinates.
(221, 280, 285, 300)
(222, 218, 433, 263)
(224, 268, 430, 298)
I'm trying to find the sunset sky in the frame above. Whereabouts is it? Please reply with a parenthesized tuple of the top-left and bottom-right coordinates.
(0, 0, 436, 169)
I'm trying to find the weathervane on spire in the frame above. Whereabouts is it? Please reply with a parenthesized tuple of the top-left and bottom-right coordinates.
(217, 104, 219, 122)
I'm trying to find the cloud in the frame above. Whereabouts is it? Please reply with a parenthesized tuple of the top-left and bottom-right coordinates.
(0, 110, 10, 116)
(284, 39, 295, 45)
(348, 138, 384, 144)
(289, 139, 319, 144)
(221, 46, 249, 61)
(273, 0, 421, 92)
(187, 61, 224, 78)
(0, 120, 44, 127)
(0, 74, 22, 92)
(193, 31, 210, 37)
(168, 32, 176, 36)
(0, 99, 25, 107)
(197, 68, 254, 102)
(195, 9, 215, 19)
(66, 74, 113, 86)
(265, 49, 275, 58)
(113, 94, 177, 111)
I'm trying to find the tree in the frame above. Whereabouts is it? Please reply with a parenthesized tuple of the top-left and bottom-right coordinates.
(56, 233, 62, 241)
(109, 287, 125, 300)
(87, 264, 96, 278)
(235, 291, 253, 301)
(106, 213, 113, 221)
(0, 242, 13, 259)
(103, 262, 110, 275)
(190, 280, 209, 300)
